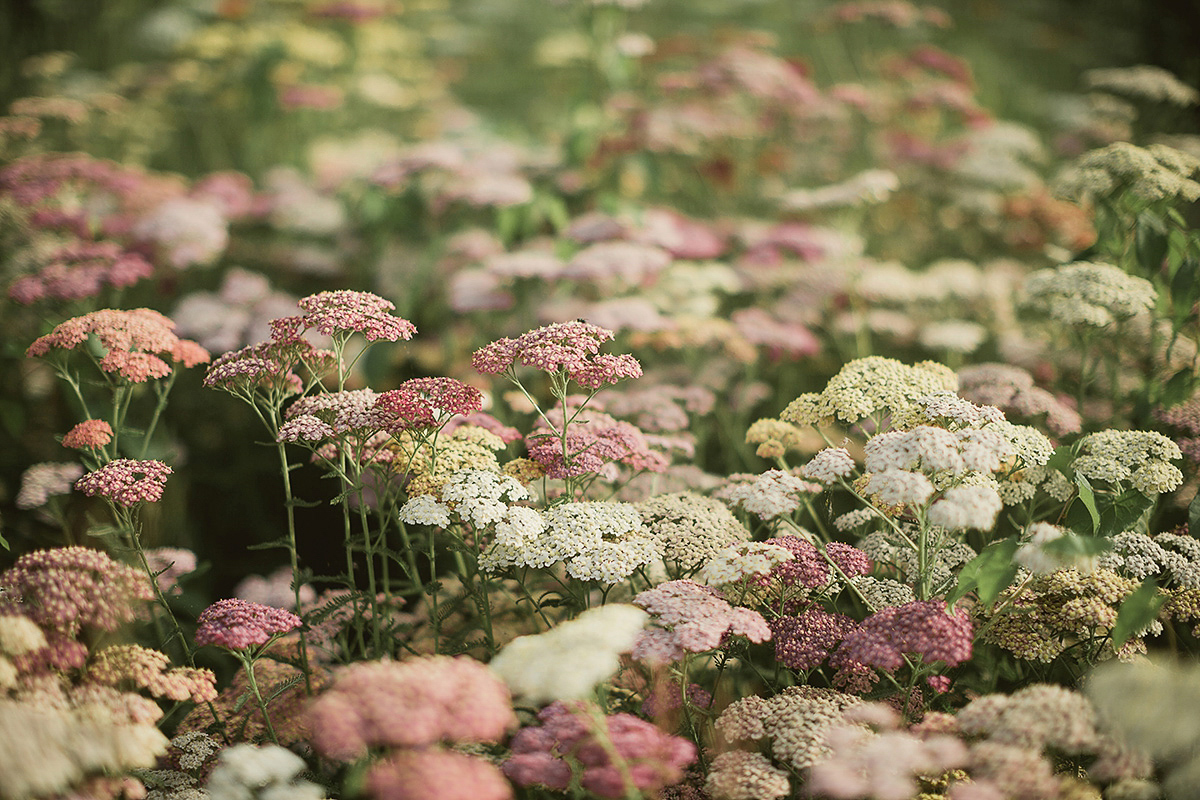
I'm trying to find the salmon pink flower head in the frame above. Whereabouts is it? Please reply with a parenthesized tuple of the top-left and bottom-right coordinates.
(61, 419, 113, 450)
(75, 459, 172, 506)
(374, 377, 484, 430)
(194, 598, 302, 651)
(26, 308, 210, 382)
(295, 290, 417, 341)
(472, 321, 642, 389)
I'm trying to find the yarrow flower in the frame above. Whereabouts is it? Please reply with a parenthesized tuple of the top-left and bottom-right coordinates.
(526, 409, 668, 479)
(832, 599, 973, 679)
(802, 448, 857, 483)
(194, 599, 301, 651)
(61, 419, 113, 450)
(718, 469, 823, 520)
(1074, 429, 1183, 493)
(488, 604, 649, 705)
(296, 290, 417, 341)
(26, 308, 211, 382)
(75, 459, 172, 506)
(16, 462, 84, 509)
(503, 701, 696, 799)
(927, 484, 1004, 530)
(699, 541, 795, 587)
(1021, 262, 1157, 328)
(374, 377, 484, 430)
(782, 357, 957, 428)
(632, 579, 772, 663)
(472, 321, 642, 389)
(307, 656, 515, 761)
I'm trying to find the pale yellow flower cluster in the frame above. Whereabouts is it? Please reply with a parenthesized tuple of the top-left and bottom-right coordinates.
(781, 357, 957, 428)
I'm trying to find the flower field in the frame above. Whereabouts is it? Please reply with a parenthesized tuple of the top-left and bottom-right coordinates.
(3, 1, 1200, 798)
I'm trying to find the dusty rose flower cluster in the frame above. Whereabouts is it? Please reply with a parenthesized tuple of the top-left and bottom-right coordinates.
(526, 408, 668, 479)
(504, 701, 696, 799)
(75, 459, 172, 506)
(88, 644, 217, 703)
(26, 308, 211, 382)
(61, 419, 113, 450)
(8, 239, 153, 305)
(633, 580, 772, 663)
(472, 321, 642, 389)
(193, 598, 302, 651)
(308, 657, 516, 800)
(296, 290, 418, 341)
(831, 600, 973, 688)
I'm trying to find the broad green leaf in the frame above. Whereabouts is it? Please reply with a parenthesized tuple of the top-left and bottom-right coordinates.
(1042, 531, 1113, 559)
(1074, 473, 1101, 534)
(1136, 212, 1169, 274)
(1097, 490, 1155, 538)
(1189, 492, 1200, 539)
(1111, 578, 1166, 649)
(948, 538, 1020, 607)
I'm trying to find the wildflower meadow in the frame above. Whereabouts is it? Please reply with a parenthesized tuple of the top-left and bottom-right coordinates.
(3, 1, 1200, 798)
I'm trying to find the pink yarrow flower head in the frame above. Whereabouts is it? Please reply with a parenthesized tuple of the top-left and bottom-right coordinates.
(296, 290, 417, 341)
(62, 419, 114, 450)
(632, 579, 772, 664)
(504, 701, 697, 799)
(472, 321, 642, 389)
(75, 459, 172, 506)
(374, 377, 484, 430)
(194, 598, 301, 651)
(831, 599, 973, 679)
(365, 749, 514, 800)
(307, 655, 516, 762)
(204, 338, 334, 394)
(26, 308, 211, 382)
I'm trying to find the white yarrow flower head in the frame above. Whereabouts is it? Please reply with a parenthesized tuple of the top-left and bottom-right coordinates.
(1021, 261, 1157, 328)
(699, 541, 795, 587)
(1014, 522, 1098, 575)
(488, 604, 649, 706)
(206, 743, 329, 800)
(398, 494, 452, 528)
(720, 469, 823, 520)
(1074, 429, 1183, 493)
(801, 448, 857, 484)
(440, 469, 530, 528)
(927, 484, 1004, 531)
(864, 469, 935, 507)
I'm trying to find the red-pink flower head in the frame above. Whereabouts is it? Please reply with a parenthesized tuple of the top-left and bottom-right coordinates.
(758, 536, 871, 592)
(374, 377, 484, 430)
(504, 701, 696, 799)
(307, 656, 516, 762)
(296, 290, 417, 341)
(194, 598, 301, 651)
(75, 459, 172, 506)
(62, 419, 114, 450)
(26, 308, 210, 382)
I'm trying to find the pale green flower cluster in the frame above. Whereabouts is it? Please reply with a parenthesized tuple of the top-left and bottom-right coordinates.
(1084, 65, 1200, 106)
(1021, 262, 1157, 328)
(781, 357, 957, 427)
(1053, 142, 1200, 204)
(1074, 430, 1183, 494)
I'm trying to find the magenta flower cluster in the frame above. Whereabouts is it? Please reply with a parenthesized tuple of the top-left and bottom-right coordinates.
(632, 579, 772, 663)
(193, 598, 302, 651)
(373, 377, 484, 430)
(472, 321, 642, 388)
(504, 701, 697, 799)
(832, 599, 973, 677)
(758, 536, 872, 591)
(296, 290, 418, 341)
(772, 608, 858, 671)
(75, 459, 173, 506)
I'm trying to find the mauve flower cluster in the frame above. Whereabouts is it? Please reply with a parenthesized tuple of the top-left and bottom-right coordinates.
(758, 535, 872, 592)
(472, 321, 642, 389)
(26, 308, 210, 383)
(61, 419, 113, 450)
(504, 701, 696, 799)
(75, 459, 172, 506)
(307, 656, 515, 761)
(632, 580, 772, 663)
(15, 462, 84, 509)
(529, 420, 668, 482)
(296, 290, 417, 342)
(203, 335, 335, 395)
(831, 600, 973, 688)
(374, 377, 484, 430)
(0, 546, 153, 671)
(958, 363, 1082, 436)
(8, 239, 153, 305)
(772, 608, 859, 671)
(193, 598, 301, 651)
(143, 547, 198, 596)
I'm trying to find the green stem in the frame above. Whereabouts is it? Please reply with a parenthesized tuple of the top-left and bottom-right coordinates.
(238, 652, 280, 745)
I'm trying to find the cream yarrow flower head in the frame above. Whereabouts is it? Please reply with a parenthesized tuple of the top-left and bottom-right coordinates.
(488, 604, 649, 705)
(1084, 65, 1200, 106)
(1021, 261, 1156, 328)
(1053, 142, 1200, 204)
(781, 357, 957, 428)
(1073, 429, 1183, 494)
(699, 541, 795, 587)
